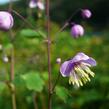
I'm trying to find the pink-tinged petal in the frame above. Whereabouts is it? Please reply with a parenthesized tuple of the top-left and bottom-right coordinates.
(60, 61, 73, 77)
(71, 52, 90, 63)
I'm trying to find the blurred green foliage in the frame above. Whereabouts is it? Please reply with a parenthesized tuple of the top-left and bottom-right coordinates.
(0, 25, 109, 109)
(0, 0, 109, 109)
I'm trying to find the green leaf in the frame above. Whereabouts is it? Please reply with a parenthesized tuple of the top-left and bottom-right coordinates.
(21, 72, 44, 92)
(0, 82, 6, 93)
(13, 76, 25, 87)
(42, 72, 48, 81)
(20, 29, 39, 38)
(20, 29, 46, 38)
(38, 30, 46, 38)
(55, 86, 69, 102)
(4, 43, 13, 50)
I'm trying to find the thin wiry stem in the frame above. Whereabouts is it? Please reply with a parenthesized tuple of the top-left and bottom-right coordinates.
(54, 8, 81, 37)
(12, 10, 46, 38)
(12, 10, 35, 29)
(52, 73, 61, 93)
(45, 0, 52, 109)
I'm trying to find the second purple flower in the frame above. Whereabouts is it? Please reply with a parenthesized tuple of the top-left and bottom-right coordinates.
(60, 52, 96, 87)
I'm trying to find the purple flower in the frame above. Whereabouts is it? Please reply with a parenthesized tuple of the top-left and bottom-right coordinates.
(29, 0, 45, 10)
(60, 52, 96, 87)
(0, 11, 14, 31)
(71, 24, 84, 38)
(81, 9, 92, 19)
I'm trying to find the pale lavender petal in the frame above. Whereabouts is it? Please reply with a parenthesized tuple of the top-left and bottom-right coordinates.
(82, 58, 97, 66)
(29, 0, 37, 8)
(71, 52, 89, 63)
(60, 61, 73, 77)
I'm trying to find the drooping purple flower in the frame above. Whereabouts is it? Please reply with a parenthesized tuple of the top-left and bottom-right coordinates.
(81, 9, 92, 19)
(0, 11, 14, 31)
(29, 0, 45, 10)
(60, 52, 96, 87)
(71, 24, 84, 38)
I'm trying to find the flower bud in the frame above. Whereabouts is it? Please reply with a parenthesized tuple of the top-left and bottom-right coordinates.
(71, 24, 84, 38)
(56, 58, 61, 64)
(29, 0, 45, 10)
(0, 11, 14, 31)
(29, 0, 37, 8)
(3, 56, 9, 63)
(37, 1, 45, 10)
(0, 44, 3, 50)
(81, 9, 92, 19)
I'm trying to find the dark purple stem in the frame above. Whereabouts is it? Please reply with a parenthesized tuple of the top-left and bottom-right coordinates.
(12, 10, 35, 29)
(45, 0, 52, 109)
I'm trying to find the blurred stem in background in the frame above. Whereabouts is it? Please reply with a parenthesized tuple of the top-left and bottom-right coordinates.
(33, 93, 38, 109)
(8, 0, 17, 109)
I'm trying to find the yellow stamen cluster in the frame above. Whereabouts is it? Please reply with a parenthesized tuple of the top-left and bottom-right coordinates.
(69, 64, 95, 87)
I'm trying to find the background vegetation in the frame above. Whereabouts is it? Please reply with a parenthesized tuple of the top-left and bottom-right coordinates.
(0, 0, 109, 109)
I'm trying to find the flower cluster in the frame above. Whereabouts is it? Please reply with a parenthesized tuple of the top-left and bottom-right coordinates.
(60, 9, 97, 87)
(71, 9, 92, 38)
(29, 0, 45, 10)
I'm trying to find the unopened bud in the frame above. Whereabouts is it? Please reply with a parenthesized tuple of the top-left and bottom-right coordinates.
(0, 44, 3, 50)
(56, 58, 61, 64)
(29, 0, 45, 10)
(71, 24, 84, 38)
(29, 0, 37, 8)
(81, 9, 92, 19)
(0, 11, 14, 31)
(37, 1, 45, 10)
(3, 56, 9, 63)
